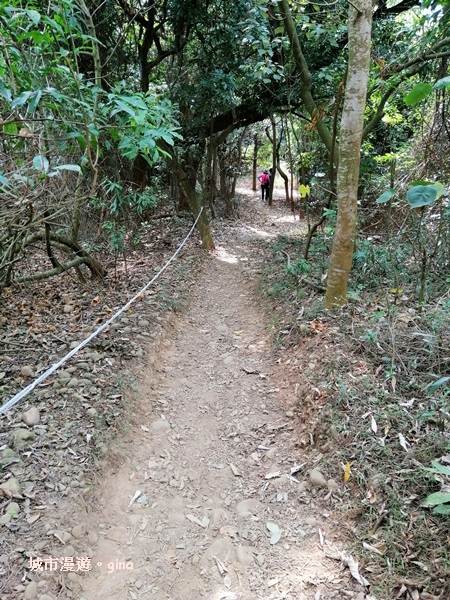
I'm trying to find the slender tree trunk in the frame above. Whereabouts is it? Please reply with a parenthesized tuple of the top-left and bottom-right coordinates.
(203, 137, 214, 218)
(269, 115, 277, 206)
(252, 134, 259, 191)
(278, 0, 336, 161)
(276, 162, 289, 203)
(230, 127, 247, 200)
(325, 1, 372, 308)
(285, 117, 295, 211)
(211, 140, 218, 216)
(160, 141, 214, 249)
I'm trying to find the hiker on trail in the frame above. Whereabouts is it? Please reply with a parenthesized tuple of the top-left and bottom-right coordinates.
(258, 170, 270, 201)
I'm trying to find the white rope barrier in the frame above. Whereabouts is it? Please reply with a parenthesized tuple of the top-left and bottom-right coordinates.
(0, 208, 203, 415)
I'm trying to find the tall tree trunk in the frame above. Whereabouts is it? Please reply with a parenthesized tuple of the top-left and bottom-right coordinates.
(203, 137, 213, 217)
(278, 0, 336, 161)
(211, 140, 218, 216)
(325, 1, 372, 308)
(276, 162, 289, 204)
(230, 127, 247, 201)
(285, 117, 295, 211)
(269, 115, 277, 206)
(160, 141, 214, 249)
(252, 134, 259, 191)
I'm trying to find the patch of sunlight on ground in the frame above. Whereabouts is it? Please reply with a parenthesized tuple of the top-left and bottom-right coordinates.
(243, 225, 277, 239)
(235, 185, 258, 195)
(214, 246, 239, 264)
(273, 214, 297, 223)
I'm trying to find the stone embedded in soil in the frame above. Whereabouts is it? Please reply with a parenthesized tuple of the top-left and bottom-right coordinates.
(0, 477, 21, 497)
(24, 581, 38, 599)
(63, 545, 76, 558)
(87, 532, 98, 545)
(20, 365, 34, 378)
(58, 371, 71, 380)
(236, 498, 263, 517)
(327, 478, 339, 492)
(7, 502, 20, 516)
(0, 514, 11, 525)
(22, 407, 40, 426)
(201, 537, 235, 564)
(235, 545, 254, 565)
(71, 524, 85, 539)
(150, 419, 171, 434)
(309, 469, 328, 488)
(52, 530, 72, 543)
(86, 407, 97, 417)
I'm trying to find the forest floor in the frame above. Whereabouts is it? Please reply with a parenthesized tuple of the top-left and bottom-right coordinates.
(1, 180, 447, 600)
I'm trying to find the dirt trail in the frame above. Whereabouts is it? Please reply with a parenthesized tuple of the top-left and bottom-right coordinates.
(78, 194, 363, 600)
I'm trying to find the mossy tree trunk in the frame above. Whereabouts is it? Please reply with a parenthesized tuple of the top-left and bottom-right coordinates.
(324, 1, 373, 307)
(252, 134, 258, 191)
(160, 141, 215, 249)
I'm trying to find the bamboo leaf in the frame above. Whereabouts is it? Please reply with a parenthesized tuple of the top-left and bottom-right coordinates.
(422, 491, 450, 507)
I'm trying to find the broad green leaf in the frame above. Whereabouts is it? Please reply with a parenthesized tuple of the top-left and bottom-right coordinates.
(406, 185, 439, 208)
(433, 504, 450, 515)
(424, 376, 450, 394)
(110, 102, 135, 118)
(54, 164, 81, 173)
(410, 181, 445, 198)
(376, 189, 395, 204)
(0, 82, 12, 103)
(422, 491, 450, 507)
(88, 123, 99, 136)
(404, 83, 433, 106)
(430, 461, 450, 476)
(11, 91, 32, 109)
(0, 173, 9, 187)
(32, 154, 49, 173)
(29, 90, 42, 114)
(25, 9, 41, 25)
(433, 76, 450, 90)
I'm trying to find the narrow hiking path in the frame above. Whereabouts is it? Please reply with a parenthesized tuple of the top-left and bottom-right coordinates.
(77, 191, 364, 600)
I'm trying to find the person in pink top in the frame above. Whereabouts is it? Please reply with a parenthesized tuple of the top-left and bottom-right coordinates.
(258, 170, 270, 201)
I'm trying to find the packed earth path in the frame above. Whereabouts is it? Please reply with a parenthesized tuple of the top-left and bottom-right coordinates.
(73, 189, 367, 600)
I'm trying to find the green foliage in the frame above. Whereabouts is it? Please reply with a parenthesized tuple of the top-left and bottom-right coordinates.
(375, 189, 395, 204)
(286, 257, 310, 276)
(0, 0, 181, 287)
(105, 85, 181, 164)
(403, 83, 433, 106)
(424, 377, 450, 394)
(102, 221, 125, 255)
(423, 462, 450, 516)
(406, 182, 445, 208)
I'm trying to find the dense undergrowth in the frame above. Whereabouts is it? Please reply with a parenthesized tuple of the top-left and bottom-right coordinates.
(259, 227, 450, 598)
